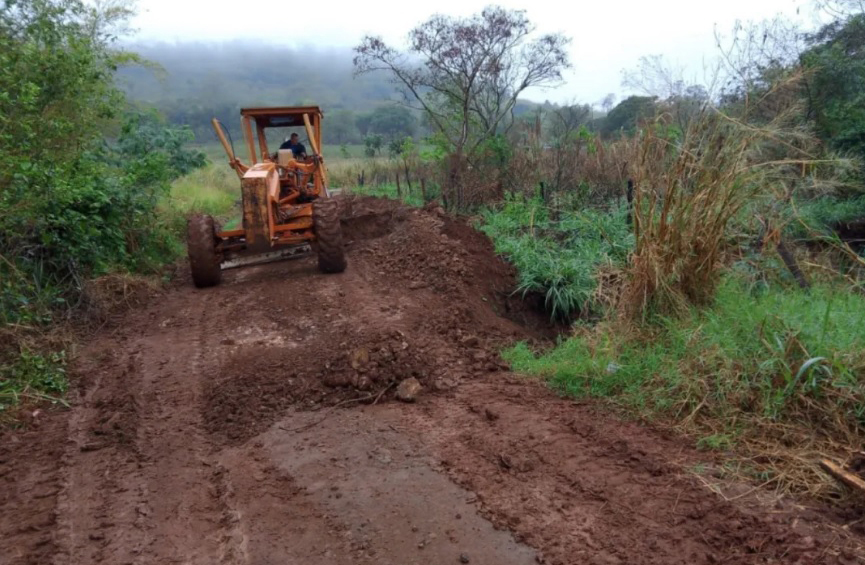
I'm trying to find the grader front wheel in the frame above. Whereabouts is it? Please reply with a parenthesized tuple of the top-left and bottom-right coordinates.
(187, 214, 222, 288)
(313, 199, 347, 273)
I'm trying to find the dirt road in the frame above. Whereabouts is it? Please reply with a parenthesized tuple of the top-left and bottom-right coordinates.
(1, 198, 860, 564)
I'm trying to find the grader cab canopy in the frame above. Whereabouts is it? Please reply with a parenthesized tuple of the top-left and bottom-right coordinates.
(186, 106, 346, 288)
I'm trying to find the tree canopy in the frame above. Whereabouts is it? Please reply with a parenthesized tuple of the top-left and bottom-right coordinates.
(354, 6, 570, 158)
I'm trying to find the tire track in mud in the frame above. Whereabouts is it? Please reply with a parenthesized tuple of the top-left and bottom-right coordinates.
(50, 294, 249, 564)
(52, 339, 147, 565)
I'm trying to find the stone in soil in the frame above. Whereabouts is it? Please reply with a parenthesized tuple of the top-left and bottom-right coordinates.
(396, 378, 422, 402)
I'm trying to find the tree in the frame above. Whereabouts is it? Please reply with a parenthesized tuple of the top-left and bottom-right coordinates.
(600, 93, 616, 114)
(354, 6, 570, 208)
(602, 96, 657, 136)
(327, 109, 360, 144)
(548, 103, 591, 141)
(622, 55, 710, 132)
(801, 11, 865, 162)
(355, 112, 373, 136)
(363, 134, 383, 157)
(367, 105, 417, 141)
(0, 0, 204, 289)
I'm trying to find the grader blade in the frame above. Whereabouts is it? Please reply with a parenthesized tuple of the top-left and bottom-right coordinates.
(220, 245, 311, 270)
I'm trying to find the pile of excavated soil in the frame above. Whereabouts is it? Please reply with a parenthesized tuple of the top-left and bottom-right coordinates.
(202, 196, 551, 444)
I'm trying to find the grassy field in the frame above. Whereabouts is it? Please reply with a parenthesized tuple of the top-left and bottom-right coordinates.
(165, 143, 411, 233)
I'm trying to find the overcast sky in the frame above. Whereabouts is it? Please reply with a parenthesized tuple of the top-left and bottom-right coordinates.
(130, 0, 818, 104)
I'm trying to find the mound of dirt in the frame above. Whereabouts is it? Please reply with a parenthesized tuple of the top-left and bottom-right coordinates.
(202, 196, 552, 444)
(338, 195, 408, 241)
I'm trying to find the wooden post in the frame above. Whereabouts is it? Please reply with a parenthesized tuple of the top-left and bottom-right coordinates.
(396, 171, 402, 200)
(420, 177, 428, 203)
(403, 162, 412, 192)
(626, 179, 634, 227)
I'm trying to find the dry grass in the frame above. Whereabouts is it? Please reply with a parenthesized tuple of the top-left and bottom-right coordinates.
(79, 273, 163, 327)
(502, 73, 865, 500)
(619, 75, 851, 321)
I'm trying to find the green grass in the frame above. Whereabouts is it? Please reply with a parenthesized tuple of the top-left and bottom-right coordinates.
(479, 193, 633, 321)
(344, 182, 433, 208)
(505, 276, 865, 491)
(0, 349, 68, 417)
(789, 194, 865, 240)
(161, 161, 241, 237)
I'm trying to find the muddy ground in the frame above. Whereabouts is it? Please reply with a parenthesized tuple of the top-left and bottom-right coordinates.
(1, 196, 862, 564)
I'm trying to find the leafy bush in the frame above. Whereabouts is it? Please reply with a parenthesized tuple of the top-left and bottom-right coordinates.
(0, 1, 205, 416)
(480, 193, 633, 320)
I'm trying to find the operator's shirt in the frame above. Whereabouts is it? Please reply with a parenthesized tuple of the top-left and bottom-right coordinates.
(279, 141, 306, 157)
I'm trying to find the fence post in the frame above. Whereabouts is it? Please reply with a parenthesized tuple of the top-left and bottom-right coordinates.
(626, 179, 634, 227)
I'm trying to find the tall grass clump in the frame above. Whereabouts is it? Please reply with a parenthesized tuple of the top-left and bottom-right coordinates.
(480, 193, 633, 320)
(621, 74, 850, 321)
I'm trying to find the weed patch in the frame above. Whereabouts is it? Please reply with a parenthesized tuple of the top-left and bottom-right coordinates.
(480, 193, 633, 321)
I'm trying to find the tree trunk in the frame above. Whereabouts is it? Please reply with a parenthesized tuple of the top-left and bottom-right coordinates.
(396, 171, 402, 199)
(448, 150, 464, 211)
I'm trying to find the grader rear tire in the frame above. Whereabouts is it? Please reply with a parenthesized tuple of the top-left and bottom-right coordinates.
(313, 199, 347, 273)
(187, 214, 222, 288)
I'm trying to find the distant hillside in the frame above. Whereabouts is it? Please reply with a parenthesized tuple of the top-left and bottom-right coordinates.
(118, 41, 546, 142)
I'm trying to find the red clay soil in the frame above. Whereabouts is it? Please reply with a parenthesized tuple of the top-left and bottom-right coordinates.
(1, 196, 862, 565)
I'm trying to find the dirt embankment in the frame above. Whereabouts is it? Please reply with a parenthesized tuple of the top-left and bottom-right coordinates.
(1, 196, 862, 565)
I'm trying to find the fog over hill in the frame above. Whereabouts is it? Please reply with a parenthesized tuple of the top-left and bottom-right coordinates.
(118, 41, 545, 141)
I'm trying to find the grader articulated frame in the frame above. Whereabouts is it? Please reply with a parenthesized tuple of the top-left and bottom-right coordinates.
(187, 106, 346, 288)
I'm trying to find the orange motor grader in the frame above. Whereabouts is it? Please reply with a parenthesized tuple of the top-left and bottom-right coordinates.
(187, 106, 346, 288)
